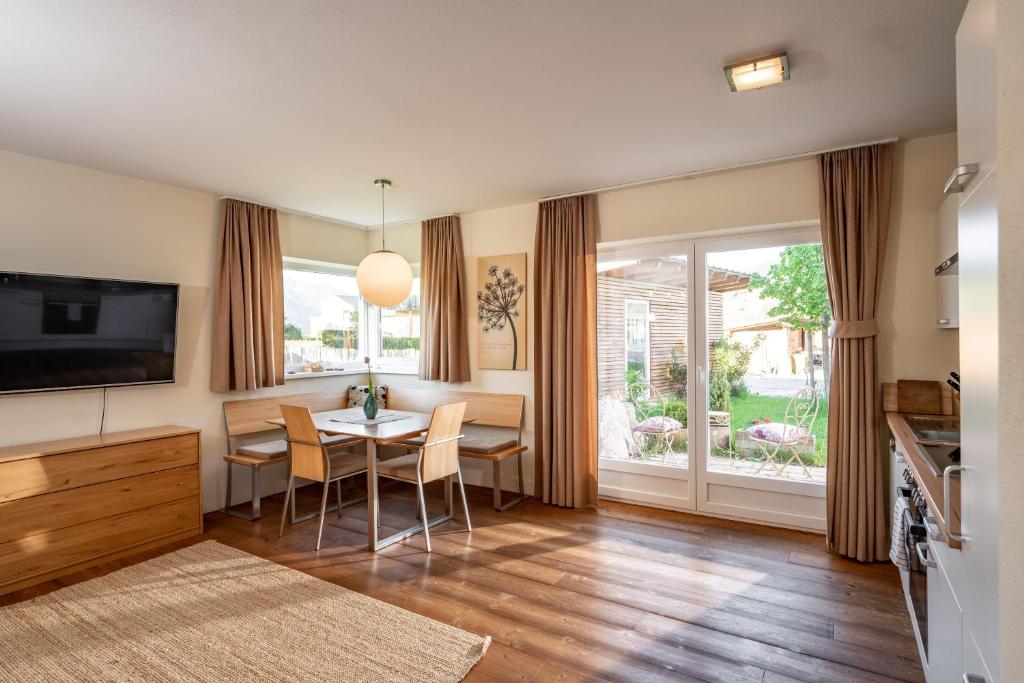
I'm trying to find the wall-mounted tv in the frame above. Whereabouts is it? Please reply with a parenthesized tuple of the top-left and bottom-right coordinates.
(0, 272, 179, 394)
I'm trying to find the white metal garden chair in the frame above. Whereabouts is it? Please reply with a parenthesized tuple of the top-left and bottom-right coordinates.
(747, 386, 820, 479)
(626, 382, 687, 466)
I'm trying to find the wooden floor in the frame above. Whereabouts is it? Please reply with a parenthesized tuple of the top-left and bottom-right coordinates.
(3, 481, 923, 682)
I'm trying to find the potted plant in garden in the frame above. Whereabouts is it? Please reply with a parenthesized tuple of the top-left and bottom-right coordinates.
(363, 356, 379, 419)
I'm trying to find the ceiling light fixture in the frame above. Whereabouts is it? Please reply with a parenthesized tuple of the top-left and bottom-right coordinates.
(356, 179, 413, 308)
(724, 52, 789, 92)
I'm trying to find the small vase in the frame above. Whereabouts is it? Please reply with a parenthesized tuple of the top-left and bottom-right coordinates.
(363, 393, 379, 420)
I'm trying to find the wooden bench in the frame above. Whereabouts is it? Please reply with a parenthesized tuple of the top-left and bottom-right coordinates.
(222, 391, 361, 520)
(387, 388, 528, 511)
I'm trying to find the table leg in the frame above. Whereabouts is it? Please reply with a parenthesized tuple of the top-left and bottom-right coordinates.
(367, 438, 379, 550)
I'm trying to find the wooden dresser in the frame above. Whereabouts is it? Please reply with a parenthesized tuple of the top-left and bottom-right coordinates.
(0, 425, 202, 595)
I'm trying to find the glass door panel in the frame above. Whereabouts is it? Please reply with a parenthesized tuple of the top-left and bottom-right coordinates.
(597, 249, 694, 510)
(693, 232, 828, 531)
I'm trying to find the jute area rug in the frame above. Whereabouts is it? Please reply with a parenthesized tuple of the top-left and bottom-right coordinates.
(0, 541, 489, 682)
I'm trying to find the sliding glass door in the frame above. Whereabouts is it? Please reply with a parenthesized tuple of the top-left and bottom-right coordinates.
(597, 227, 828, 530)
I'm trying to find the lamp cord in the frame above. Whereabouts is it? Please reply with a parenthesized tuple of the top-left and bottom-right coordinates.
(380, 181, 386, 251)
(99, 386, 109, 436)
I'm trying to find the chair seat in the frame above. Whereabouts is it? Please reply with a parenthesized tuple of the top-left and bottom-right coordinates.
(375, 452, 421, 481)
(401, 424, 518, 455)
(328, 451, 368, 479)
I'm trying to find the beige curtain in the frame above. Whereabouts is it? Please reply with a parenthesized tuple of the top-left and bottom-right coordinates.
(533, 195, 599, 508)
(211, 199, 285, 392)
(819, 143, 894, 561)
(419, 215, 471, 382)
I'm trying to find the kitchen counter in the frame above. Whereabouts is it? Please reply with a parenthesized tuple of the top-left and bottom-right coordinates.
(887, 411, 962, 548)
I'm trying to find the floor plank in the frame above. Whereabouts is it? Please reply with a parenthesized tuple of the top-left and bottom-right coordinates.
(1, 483, 923, 682)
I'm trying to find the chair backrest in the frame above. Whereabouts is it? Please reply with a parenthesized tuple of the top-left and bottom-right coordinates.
(279, 404, 327, 482)
(784, 386, 821, 440)
(419, 402, 468, 482)
(388, 388, 523, 430)
(223, 391, 348, 439)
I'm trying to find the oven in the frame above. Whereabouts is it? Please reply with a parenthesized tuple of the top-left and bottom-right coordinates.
(898, 483, 930, 659)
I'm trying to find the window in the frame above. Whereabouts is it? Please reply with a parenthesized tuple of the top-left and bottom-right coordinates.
(624, 299, 650, 390)
(282, 258, 420, 376)
(377, 275, 421, 370)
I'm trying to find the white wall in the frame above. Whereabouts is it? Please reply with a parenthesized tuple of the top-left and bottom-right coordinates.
(997, 0, 1024, 676)
(0, 149, 367, 512)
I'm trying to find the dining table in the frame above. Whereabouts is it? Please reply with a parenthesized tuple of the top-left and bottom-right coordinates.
(266, 407, 460, 551)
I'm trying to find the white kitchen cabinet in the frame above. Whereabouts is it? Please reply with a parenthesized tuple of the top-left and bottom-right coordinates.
(952, 0, 1000, 679)
(935, 195, 958, 328)
(926, 540, 963, 683)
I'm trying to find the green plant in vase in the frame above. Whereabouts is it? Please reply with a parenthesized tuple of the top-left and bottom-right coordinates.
(363, 355, 379, 419)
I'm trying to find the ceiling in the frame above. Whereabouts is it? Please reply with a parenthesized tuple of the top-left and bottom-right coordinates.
(0, 1, 967, 226)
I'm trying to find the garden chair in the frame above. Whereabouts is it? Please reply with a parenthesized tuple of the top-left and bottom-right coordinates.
(626, 382, 687, 465)
(745, 386, 820, 479)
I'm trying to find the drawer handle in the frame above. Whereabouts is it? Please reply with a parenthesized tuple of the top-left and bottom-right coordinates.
(178, 480, 186, 487)
(945, 465, 968, 544)
(915, 541, 937, 569)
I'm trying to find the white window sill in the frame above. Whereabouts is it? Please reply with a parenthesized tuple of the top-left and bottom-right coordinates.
(284, 369, 366, 381)
(373, 367, 420, 376)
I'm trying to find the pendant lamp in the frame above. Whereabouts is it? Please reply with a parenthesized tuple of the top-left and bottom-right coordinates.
(356, 179, 413, 307)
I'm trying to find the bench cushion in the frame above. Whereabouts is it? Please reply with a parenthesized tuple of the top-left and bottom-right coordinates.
(236, 434, 360, 459)
(237, 439, 288, 459)
(403, 423, 518, 455)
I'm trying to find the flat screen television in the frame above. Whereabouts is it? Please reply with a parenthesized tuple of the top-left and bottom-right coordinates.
(0, 272, 179, 394)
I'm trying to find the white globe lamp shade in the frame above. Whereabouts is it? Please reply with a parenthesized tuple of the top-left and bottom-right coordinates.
(356, 250, 413, 307)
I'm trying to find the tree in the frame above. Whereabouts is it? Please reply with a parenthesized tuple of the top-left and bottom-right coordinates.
(477, 265, 525, 370)
(748, 244, 832, 393)
(284, 321, 304, 340)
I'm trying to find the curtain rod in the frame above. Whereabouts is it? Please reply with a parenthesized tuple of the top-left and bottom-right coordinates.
(538, 136, 899, 202)
(220, 195, 368, 230)
(224, 136, 897, 227)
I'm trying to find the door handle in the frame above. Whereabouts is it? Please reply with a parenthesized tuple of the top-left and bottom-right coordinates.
(698, 365, 708, 386)
(945, 465, 968, 544)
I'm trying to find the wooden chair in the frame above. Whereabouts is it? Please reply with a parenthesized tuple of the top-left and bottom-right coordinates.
(222, 392, 361, 520)
(375, 402, 471, 552)
(277, 404, 368, 551)
(388, 388, 528, 511)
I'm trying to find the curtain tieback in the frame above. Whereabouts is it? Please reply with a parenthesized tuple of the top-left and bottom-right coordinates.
(830, 319, 879, 339)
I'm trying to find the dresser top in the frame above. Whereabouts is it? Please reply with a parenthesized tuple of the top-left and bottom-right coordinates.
(0, 425, 200, 464)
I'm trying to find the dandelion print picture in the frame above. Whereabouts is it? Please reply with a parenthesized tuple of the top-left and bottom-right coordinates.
(476, 253, 527, 370)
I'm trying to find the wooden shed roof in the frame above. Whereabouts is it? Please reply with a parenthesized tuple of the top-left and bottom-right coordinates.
(599, 257, 751, 293)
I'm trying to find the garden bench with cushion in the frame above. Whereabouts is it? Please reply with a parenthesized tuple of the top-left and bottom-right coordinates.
(222, 390, 365, 520)
(387, 387, 528, 511)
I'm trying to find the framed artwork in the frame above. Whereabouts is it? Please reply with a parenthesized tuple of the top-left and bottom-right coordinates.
(476, 253, 527, 370)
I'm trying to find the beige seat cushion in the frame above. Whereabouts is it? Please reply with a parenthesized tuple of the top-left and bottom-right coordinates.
(237, 434, 360, 460)
(328, 451, 369, 478)
(375, 453, 421, 481)
(237, 439, 288, 459)
(401, 424, 518, 455)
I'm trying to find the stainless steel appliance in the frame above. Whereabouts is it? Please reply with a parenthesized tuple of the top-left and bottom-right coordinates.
(898, 467, 933, 659)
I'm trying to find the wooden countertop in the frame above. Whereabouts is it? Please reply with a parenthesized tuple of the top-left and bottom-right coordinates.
(887, 411, 962, 549)
(0, 425, 201, 465)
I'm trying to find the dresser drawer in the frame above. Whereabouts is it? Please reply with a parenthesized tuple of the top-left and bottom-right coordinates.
(0, 465, 199, 544)
(0, 434, 198, 502)
(0, 496, 200, 589)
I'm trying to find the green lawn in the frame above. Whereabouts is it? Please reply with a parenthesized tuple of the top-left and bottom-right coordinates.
(725, 393, 829, 466)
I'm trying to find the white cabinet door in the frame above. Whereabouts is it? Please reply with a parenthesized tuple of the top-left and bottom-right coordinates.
(957, 168, 1000, 678)
(926, 545, 963, 683)
(956, 0, 996, 181)
(962, 623, 992, 683)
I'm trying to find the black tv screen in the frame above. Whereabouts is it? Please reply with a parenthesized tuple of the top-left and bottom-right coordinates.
(0, 273, 179, 394)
